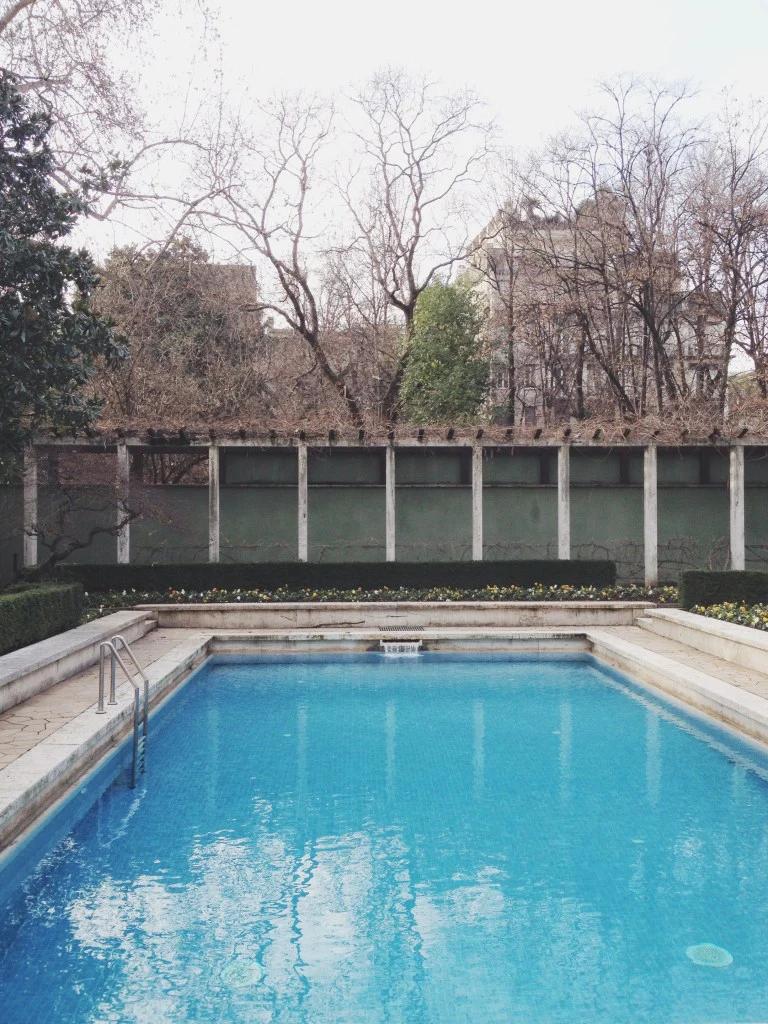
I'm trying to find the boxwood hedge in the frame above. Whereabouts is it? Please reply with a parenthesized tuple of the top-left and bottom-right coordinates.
(681, 571, 768, 610)
(0, 583, 84, 656)
(42, 559, 616, 594)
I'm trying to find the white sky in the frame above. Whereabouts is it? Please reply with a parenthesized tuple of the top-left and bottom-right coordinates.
(90, 0, 768, 257)
(160, 0, 768, 149)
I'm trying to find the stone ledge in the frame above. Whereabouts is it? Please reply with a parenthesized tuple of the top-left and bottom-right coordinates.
(138, 601, 654, 630)
(0, 633, 208, 852)
(588, 628, 768, 747)
(638, 608, 768, 674)
(0, 610, 157, 715)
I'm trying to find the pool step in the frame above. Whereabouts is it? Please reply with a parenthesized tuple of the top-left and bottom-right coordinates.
(636, 608, 768, 675)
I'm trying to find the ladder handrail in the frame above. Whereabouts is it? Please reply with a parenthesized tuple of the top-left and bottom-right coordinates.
(111, 634, 149, 743)
(111, 634, 149, 687)
(95, 637, 149, 788)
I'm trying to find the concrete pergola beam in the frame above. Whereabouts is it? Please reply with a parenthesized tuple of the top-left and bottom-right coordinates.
(116, 442, 130, 565)
(22, 446, 38, 570)
(730, 445, 745, 571)
(385, 446, 396, 562)
(644, 445, 658, 587)
(557, 445, 570, 560)
(31, 431, 757, 450)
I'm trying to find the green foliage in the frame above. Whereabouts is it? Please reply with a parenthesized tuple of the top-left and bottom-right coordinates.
(41, 559, 617, 593)
(400, 281, 488, 422)
(0, 71, 122, 461)
(680, 571, 768, 609)
(0, 583, 83, 655)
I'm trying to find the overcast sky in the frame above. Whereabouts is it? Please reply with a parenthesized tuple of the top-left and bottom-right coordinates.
(157, 0, 768, 149)
(90, 0, 768, 257)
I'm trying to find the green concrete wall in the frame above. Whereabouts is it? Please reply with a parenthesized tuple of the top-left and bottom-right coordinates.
(746, 450, 768, 571)
(483, 448, 555, 560)
(2, 445, 768, 583)
(133, 487, 209, 563)
(657, 451, 729, 577)
(309, 488, 385, 561)
(569, 450, 645, 579)
(0, 487, 22, 585)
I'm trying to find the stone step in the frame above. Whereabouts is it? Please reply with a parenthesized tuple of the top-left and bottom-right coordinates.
(636, 608, 768, 675)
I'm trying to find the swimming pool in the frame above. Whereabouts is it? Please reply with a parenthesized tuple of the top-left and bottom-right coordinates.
(1, 652, 767, 1023)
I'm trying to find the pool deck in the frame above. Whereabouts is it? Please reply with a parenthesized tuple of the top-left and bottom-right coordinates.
(2, 604, 768, 850)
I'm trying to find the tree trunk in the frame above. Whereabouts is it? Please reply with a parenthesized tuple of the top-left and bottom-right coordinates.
(304, 331, 365, 427)
(573, 328, 586, 419)
(381, 308, 415, 423)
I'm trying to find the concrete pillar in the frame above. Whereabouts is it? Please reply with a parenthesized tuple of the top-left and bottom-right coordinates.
(22, 446, 38, 569)
(298, 442, 308, 562)
(557, 445, 570, 560)
(644, 444, 658, 587)
(385, 445, 396, 562)
(730, 445, 745, 571)
(116, 442, 130, 565)
(472, 446, 483, 560)
(208, 445, 220, 563)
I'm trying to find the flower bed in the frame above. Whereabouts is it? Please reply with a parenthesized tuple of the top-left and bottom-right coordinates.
(83, 583, 678, 622)
(692, 602, 768, 632)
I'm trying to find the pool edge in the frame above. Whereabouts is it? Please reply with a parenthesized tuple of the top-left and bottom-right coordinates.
(3, 625, 768, 853)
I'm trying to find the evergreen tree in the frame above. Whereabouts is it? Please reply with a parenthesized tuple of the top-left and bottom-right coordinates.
(0, 71, 121, 460)
(400, 281, 488, 423)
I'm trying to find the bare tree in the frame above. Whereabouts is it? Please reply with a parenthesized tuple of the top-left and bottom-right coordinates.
(92, 237, 271, 423)
(0, 0, 220, 223)
(518, 80, 705, 418)
(318, 247, 400, 418)
(686, 104, 768, 409)
(208, 96, 366, 426)
(341, 69, 495, 419)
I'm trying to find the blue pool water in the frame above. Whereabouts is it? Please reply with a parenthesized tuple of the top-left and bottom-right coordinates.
(1, 653, 768, 1023)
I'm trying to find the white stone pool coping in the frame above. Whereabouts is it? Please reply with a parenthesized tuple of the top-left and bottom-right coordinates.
(2, 603, 768, 852)
(0, 609, 156, 715)
(0, 630, 210, 850)
(638, 606, 768, 674)
(137, 600, 653, 629)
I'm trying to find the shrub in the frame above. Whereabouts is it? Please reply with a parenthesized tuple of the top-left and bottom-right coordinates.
(680, 571, 768, 609)
(41, 559, 617, 594)
(400, 280, 488, 422)
(0, 583, 83, 656)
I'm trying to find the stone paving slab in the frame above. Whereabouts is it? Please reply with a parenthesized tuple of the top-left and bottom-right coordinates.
(0, 629, 192, 770)
(605, 625, 768, 701)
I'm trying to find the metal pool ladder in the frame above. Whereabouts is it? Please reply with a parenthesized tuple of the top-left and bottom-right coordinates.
(96, 635, 149, 788)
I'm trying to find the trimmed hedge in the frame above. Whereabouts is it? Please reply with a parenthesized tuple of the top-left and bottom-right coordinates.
(681, 571, 768, 610)
(0, 583, 84, 656)
(43, 559, 617, 595)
